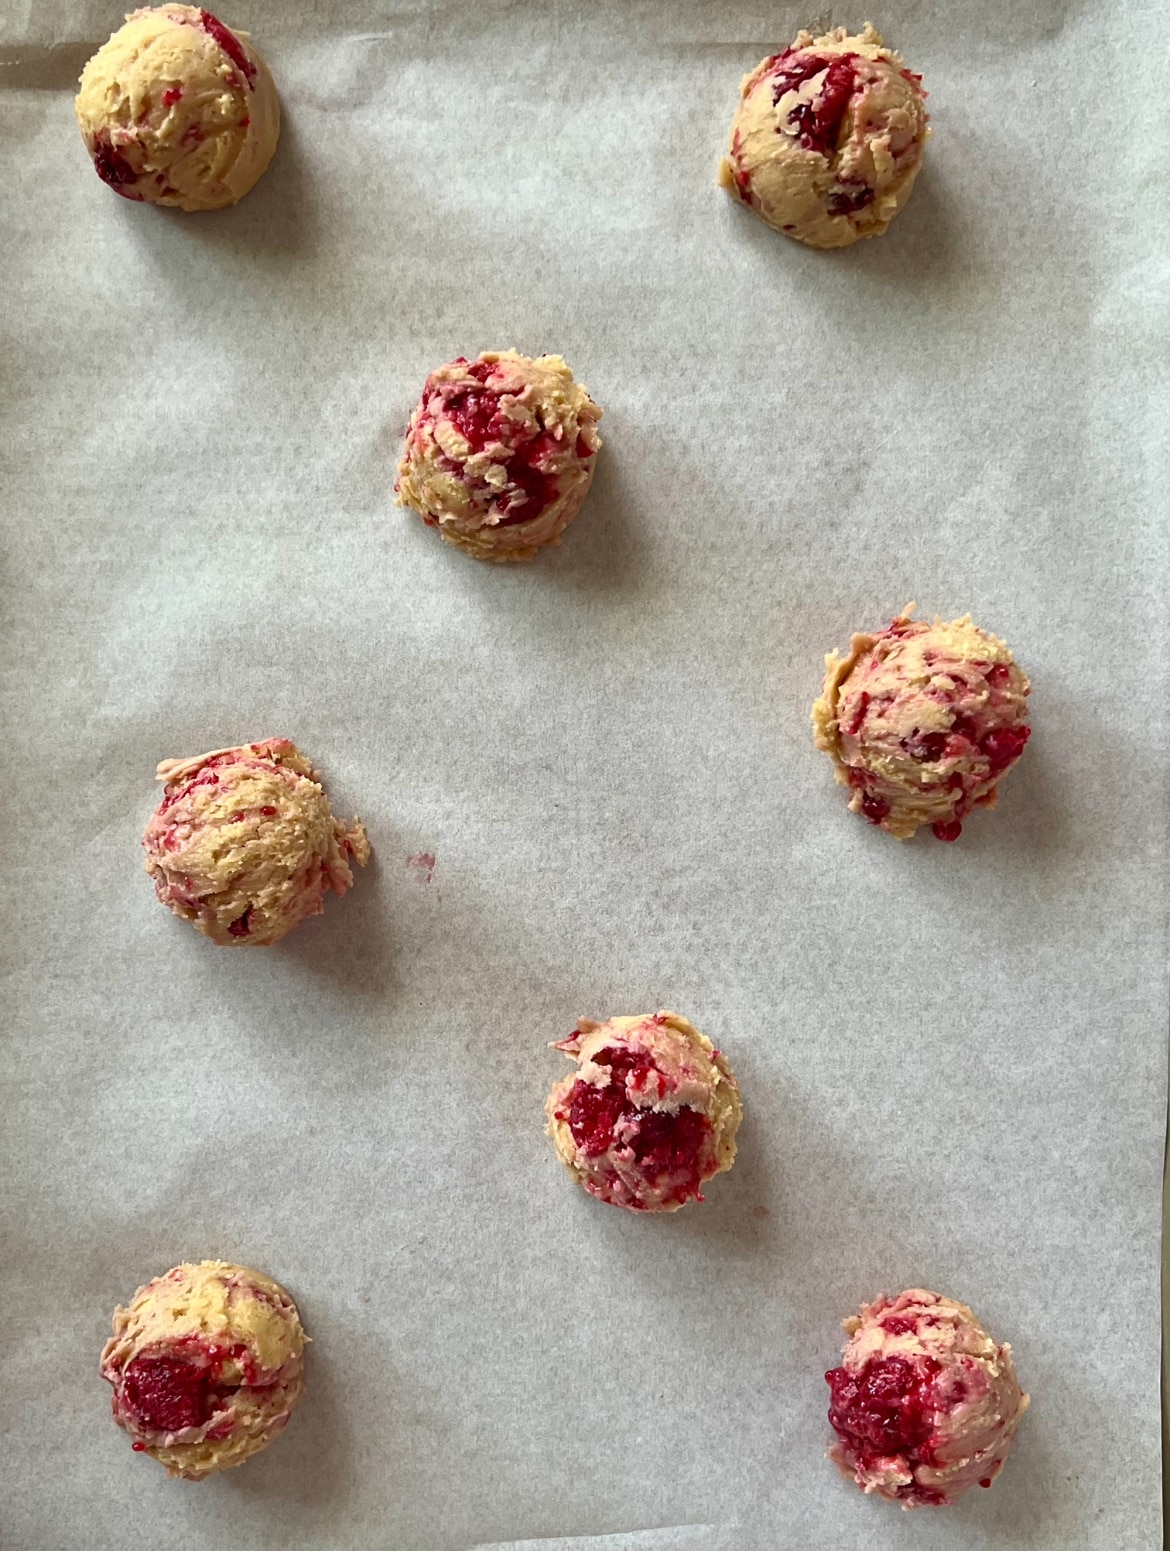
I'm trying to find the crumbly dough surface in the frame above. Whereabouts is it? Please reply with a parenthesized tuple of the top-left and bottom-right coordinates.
(827, 1288, 1029, 1508)
(811, 606, 1031, 840)
(395, 350, 602, 561)
(76, 6, 280, 211)
(718, 26, 928, 248)
(100, 1260, 307, 1479)
(142, 738, 369, 945)
(545, 1011, 742, 1211)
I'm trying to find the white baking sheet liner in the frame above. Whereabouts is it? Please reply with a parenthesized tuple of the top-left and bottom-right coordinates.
(1, 3, 1166, 1547)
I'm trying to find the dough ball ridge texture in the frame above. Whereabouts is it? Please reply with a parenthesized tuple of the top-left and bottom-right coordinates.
(811, 606, 1031, 840)
(76, 6, 280, 211)
(142, 737, 370, 945)
(100, 1261, 308, 1479)
(718, 25, 928, 249)
(545, 1011, 742, 1212)
(825, 1289, 1029, 1508)
(395, 350, 602, 561)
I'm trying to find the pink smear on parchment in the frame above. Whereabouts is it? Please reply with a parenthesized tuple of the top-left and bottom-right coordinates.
(406, 852, 436, 884)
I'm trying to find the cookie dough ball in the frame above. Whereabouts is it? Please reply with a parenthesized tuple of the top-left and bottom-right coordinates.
(718, 26, 928, 249)
(825, 1289, 1029, 1508)
(812, 607, 1031, 841)
(76, 6, 280, 211)
(100, 1260, 307, 1479)
(545, 1011, 742, 1212)
(142, 738, 369, 945)
(395, 350, 603, 562)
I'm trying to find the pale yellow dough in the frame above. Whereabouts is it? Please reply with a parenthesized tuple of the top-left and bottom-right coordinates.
(812, 606, 1031, 840)
(546, 1012, 742, 1212)
(100, 1261, 307, 1479)
(395, 350, 603, 561)
(719, 25, 928, 249)
(142, 738, 369, 945)
(76, 6, 279, 211)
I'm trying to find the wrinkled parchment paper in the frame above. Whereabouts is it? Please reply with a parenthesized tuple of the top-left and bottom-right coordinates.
(2, 3, 1166, 1547)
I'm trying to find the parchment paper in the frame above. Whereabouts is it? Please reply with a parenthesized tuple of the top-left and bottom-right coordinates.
(2, 3, 1166, 1548)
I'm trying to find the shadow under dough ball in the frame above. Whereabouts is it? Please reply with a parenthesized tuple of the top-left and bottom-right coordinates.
(719, 25, 928, 248)
(101, 1261, 308, 1479)
(76, 5, 280, 210)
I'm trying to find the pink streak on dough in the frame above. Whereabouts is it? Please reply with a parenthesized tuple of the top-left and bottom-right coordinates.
(100, 1260, 307, 1480)
(545, 1012, 742, 1212)
(142, 738, 369, 946)
(395, 350, 602, 561)
(826, 1289, 1029, 1508)
(811, 606, 1031, 840)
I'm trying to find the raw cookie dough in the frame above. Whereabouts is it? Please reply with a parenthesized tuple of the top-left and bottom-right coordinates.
(718, 25, 928, 249)
(811, 606, 1031, 841)
(76, 6, 280, 210)
(395, 350, 603, 561)
(545, 1011, 742, 1212)
(142, 737, 369, 945)
(825, 1288, 1029, 1508)
(100, 1260, 307, 1479)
